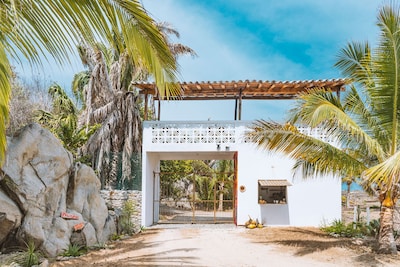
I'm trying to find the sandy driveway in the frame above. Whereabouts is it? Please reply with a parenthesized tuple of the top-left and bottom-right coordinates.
(52, 224, 399, 267)
(137, 225, 340, 267)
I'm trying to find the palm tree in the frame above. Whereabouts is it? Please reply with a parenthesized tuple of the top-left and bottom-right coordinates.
(214, 160, 234, 211)
(342, 175, 356, 208)
(192, 160, 215, 211)
(35, 83, 98, 157)
(73, 23, 195, 189)
(74, 42, 144, 189)
(0, 0, 180, 164)
(246, 4, 400, 254)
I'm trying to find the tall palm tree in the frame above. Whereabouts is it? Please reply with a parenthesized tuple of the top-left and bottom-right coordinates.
(35, 83, 98, 157)
(74, 43, 143, 189)
(214, 160, 234, 211)
(73, 23, 195, 189)
(246, 4, 400, 254)
(0, 0, 180, 164)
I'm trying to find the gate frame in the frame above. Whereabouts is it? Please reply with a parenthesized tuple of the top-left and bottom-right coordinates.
(155, 169, 236, 224)
(142, 151, 238, 226)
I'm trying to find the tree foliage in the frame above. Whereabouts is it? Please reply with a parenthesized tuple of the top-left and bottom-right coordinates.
(0, 0, 180, 164)
(35, 83, 98, 157)
(6, 70, 51, 135)
(246, 3, 400, 254)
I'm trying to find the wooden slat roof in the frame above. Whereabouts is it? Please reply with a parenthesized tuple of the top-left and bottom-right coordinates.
(133, 79, 348, 100)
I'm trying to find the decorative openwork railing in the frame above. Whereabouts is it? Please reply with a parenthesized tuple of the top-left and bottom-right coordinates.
(147, 121, 246, 144)
(144, 121, 335, 145)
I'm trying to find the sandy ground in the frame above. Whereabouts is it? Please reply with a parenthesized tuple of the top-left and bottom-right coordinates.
(1, 191, 399, 266)
(49, 224, 400, 267)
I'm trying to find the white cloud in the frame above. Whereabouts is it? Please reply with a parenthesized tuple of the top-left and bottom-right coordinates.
(144, 1, 314, 83)
(13, 0, 385, 122)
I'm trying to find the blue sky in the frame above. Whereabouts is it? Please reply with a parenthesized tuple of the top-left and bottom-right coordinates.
(14, 0, 384, 122)
(141, 0, 382, 121)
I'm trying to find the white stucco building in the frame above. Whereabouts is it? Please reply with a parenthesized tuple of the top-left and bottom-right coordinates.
(137, 79, 347, 227)
(141, 120, 341, 227)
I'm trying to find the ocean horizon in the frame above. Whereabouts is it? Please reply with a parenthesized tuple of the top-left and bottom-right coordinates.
(342, 182, 363, 192)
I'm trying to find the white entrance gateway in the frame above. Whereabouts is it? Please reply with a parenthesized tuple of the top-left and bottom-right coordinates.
(141, 120, 341, 227)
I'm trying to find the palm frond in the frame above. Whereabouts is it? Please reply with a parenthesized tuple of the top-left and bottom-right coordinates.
(343, 85, 389, 150)
(71, 71, 90, 107)
(157, 22, 180, 38)
(370, 3, 400, 155)
(4, 0, 180, 96)
(169, 43, 198, 58)
(334, 41, 373, 87)
(48, 84, 77, 116)
(246, 120, 367, 178)
(289, 89, 386, 162)
(108, 0, 181, 97)
(0, 42, 11, 163)
(363, 150, 400, 191)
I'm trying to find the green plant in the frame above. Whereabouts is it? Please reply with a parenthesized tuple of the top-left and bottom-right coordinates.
(7, 240, 42, 267)
(369, 219, 380, 237)
(321, 219, 347, 236)
(62, 244, 86, 257)
(90, 243, 106, 250)
(23, 240, 40, 267)
(321, 219, 381, 238)
(111, 233, 122, 241)
(119, 200, 136, 235)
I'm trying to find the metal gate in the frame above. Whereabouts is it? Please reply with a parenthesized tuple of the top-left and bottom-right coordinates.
(155, 171, 235, 224)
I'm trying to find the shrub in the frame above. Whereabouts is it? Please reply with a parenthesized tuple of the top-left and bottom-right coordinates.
(111, 233, 122, 241)
(119, 200, 136, 235)
(6, 240, 42, 267)
(62, 244, 87, 257)
(321, 219, 380, 238)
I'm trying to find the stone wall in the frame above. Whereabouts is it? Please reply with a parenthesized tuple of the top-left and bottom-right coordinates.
(100, 190, 142, 232)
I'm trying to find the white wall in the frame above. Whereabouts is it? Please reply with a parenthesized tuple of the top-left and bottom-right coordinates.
(236, 143, 294, 225)
(288, 176, 341, 226)
(235, 142, 341, 226)
(141, 152, 160, 226)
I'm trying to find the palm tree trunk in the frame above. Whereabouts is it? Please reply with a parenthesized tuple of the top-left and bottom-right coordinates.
(346, 181, 351, 208)
(218, 182, 224, 211)
(378, 201, 397, 254)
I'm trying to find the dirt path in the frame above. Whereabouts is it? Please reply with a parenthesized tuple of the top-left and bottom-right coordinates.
(51, 224, 399, 267)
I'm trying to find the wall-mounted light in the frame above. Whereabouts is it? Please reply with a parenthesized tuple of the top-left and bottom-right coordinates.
(217, 144, 221, 151)
(225, 146, 230, 151)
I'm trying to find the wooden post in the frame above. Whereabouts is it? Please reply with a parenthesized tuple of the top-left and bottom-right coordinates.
(234, 98, 238, 120)
(157, 100, 161, 121)
(238, 88, 243, 120)
(336, 88, 341, 99)
(192, 172, 196, 224)
(353, 205, 357, 227)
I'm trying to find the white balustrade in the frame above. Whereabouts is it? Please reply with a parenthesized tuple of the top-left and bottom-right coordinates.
(145, 121, 334, 145)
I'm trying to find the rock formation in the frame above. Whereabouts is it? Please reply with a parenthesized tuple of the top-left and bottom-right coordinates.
(0, 123, 116, 257)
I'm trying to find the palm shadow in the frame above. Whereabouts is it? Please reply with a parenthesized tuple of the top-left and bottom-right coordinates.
(249, 227, 383, 267)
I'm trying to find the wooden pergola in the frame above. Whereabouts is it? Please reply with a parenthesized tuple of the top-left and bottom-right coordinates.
(133, 79, 348, 120)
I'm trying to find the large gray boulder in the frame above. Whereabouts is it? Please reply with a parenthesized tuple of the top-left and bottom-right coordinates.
(0, 123, 116, 257)
(1, 123, 73, 256)
(68, 162, 116, 244)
